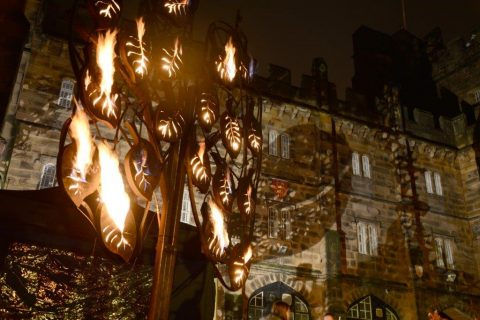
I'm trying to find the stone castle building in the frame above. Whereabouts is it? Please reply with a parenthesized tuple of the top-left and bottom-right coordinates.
(0, 1, 480, 319)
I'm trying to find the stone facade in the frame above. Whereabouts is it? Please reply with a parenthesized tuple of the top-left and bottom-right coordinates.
(1, 1, 480, 319)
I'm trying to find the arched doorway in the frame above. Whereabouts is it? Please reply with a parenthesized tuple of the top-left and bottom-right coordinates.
(248, 281, 310, 320)
(347, 295, 399, 320)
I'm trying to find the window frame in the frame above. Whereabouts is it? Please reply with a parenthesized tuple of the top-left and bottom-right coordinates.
(180, 187, 195, 226)
(268, 130, 279, 156)
(39, 163, 57, 189)
(57, 78, 75, 108)
(280, 133, 290, 159)
(357, 220, 379, 256)
(434, 235, 455, 270)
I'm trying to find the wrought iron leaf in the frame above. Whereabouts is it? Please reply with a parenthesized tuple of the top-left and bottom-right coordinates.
(124, 140, 161, 200)
(99, 204, 137, 262)
(161, 38, 183, 78)
(198, 92, 219, 132)
(212, 162, 235, 212)
(163, 0, 189, 15)
(220, 111, 242, 159)
(237, 175, 254, 218)
(125, 18, 149, 79)
(189, 142, 211, 194)
(156, 110, 185, 142)
(61, 143, 101, 208)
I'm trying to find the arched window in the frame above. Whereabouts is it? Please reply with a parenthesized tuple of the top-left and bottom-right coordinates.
(38, 163, 56, 189)
(280, 133, 290, 159)
(269, 130, 278, 156)
(248, 281, 310, 320)
(347, 295, 399, 320)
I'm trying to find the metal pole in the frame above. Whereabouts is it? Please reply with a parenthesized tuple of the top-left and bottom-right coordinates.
(147, 140, 186, 320)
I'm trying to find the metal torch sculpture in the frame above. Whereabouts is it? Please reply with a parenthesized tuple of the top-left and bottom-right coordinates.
(57, 0, 261, 318)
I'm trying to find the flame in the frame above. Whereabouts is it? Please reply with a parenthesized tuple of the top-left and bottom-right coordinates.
(93, 29, 118, 118)
(70, 103, 94, 180)
(98, 142, 130, 233)
(164, 0, 189, 15)
(126, 17, 148, 78)
(162, 37, 183, 78)
(208, 199, 229, 255)
(244, 185, 252, 215)
(244, 245, 253, 263)
(216, 37, 237, 82)
(84, 70, 92, 91)
(95, 0, 120, 18)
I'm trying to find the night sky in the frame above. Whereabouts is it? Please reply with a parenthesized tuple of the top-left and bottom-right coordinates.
(193, 0, 480, 99)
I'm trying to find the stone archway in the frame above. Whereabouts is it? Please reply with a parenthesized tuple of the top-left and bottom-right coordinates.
(346, 295, 399, 320)
(248, 281, 311, 320)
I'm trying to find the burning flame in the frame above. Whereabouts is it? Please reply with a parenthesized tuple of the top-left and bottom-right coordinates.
(127, 17, 148, 78)
(216, 37, 237, 82)
(164, 0, 189, 15)
(93, 29, 118, 118)
(98, 142, 130, 233)
(162, 37, 183, 78)
(208, 199, 229, 256)
(95, 0, 120, 18)
(85, 70, 92, 91)
(244, 245, 253, 263)
(70, 103, 94, 180)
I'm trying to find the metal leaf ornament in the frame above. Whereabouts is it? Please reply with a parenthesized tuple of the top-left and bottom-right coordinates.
(87, 0, 122, 28)
(237, 173, 255, 218)
(125, 17, 149, 80)
(189, 141, 211, 194)
(220, 111, 242, 159)
(100, 204, 137, 262)
(81, 29, 121, 128)
(124, 140, 161, 200)
(227, 244, 252, 290)
(246, 117, 262, 156)
(198, 92, 219, 132)
(201, 199, 230, 261)
(156, 109, 185, 142)
(60, 106, 100, 207)
(212, 161, 235, 212)
(61, 144, 100, 207)
(98, 142, 136, 262)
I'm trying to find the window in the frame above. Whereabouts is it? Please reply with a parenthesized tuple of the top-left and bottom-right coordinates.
(279, 209, 291, 240)
(433, 172, 443, 196)
(280, 134, 290, 159)
(268, 208, 278, 238)
(347, 296, 372, 319)
(294, 297, 309, 320)
(434, 236, 455, 269)
(357, 221, 378, 256)
(347, 295, 399, 320)
(268, 130, 278, 156)
(268, 206, 292, 240)
(39, 163, 56, 189)
(361, 155, 371, 178)
(57, 78, 75, 108)
(248, 282, 310, 320)
(352, 152, 361, 176)
(268, 130, 290, 159)
(352, 152, 371, 178)
(425, 170, 443, 196)
(180, 187, 195, 226)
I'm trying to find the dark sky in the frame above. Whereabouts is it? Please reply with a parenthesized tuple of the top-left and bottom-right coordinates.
(193, 0, 480, 99)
